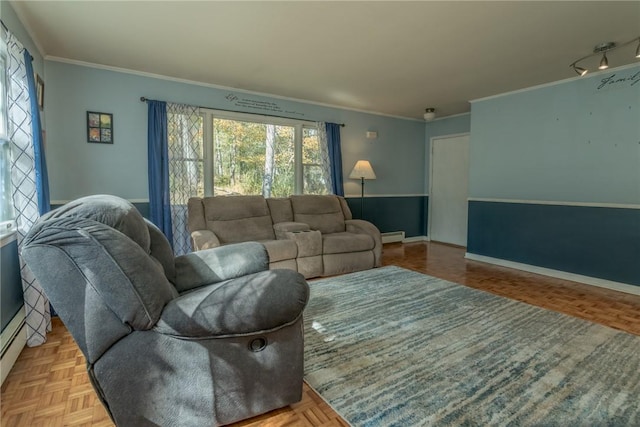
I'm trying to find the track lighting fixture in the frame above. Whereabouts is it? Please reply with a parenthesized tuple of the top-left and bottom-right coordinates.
(569, 37, 640, 76)
(598, 52, 609, 70)
(572, 64, 588, 76)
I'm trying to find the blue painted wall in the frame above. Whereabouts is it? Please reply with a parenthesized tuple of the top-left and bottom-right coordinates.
(469, 65, 640, 203)
(468, 64, 640, 286)
(1, 240, 23, 331)
(346, 196, 427, 237)
(468, 202, 640, 286)
(44, 61, 426, 202)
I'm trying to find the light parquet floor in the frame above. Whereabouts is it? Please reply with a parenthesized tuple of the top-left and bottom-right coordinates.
(2, 241, 640, 426)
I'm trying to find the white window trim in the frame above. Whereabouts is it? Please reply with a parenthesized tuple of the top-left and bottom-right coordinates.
(0, 221, 17, 247)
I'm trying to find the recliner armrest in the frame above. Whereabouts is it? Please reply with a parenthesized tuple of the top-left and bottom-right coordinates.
(155, 269, 309, 338)
(346, 219, 383, 267)
(191, 229, 221, 251)
(346, 219, 380, 237)
(172, 242, 269, 293)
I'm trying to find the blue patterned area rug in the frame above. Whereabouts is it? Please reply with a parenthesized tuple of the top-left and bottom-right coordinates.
(303, 266, 640, 426)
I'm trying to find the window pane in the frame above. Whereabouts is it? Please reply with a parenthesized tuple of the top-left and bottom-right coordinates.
(302, 127, 320, 164)
(213, 118, 294, 197)
(303, 164, 329, 195)
(0, 43, 14, 223)
(302, 127, 328, 194)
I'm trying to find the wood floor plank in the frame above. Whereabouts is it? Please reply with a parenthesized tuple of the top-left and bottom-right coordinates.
(2, 242, 639, 426)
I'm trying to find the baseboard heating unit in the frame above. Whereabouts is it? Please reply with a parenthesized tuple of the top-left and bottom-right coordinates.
(381, 231, 405, 244)
(1, 309, 26, 385)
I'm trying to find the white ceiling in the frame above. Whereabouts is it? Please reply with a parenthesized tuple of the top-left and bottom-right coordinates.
(9, 1, 640, 120)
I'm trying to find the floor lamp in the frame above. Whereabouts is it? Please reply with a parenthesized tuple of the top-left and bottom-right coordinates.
(349, 160, 376, 219)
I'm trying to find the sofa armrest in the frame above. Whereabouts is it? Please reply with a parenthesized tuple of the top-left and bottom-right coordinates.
(190, 230, 221, 251)
(273, 221, 310, 239)
(172, 242, 269, 293)
(155, 269, 309, 338)
(346, 219, 383, 267)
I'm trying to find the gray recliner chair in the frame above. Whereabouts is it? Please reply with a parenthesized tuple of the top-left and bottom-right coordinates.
(21, 195, 310, 426)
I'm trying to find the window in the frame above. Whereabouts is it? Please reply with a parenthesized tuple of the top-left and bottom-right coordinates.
(0, 37, 15, 227)
(302, 127, 329, 195)
(186, 110, 328, 198)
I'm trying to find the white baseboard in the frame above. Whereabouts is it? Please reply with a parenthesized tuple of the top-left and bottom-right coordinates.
(464, 253, 640, 296)
(1, 309, 27, 385)
(403, 235, 429, 243)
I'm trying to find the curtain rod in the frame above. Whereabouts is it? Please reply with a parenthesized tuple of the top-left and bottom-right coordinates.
(139, 97, 345, 127)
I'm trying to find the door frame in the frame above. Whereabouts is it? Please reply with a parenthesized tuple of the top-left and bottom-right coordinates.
(427, 132, 470, 244)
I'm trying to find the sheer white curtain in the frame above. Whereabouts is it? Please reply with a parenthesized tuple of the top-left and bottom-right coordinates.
(6, 31, 51, 346)
(167, 103, 202, 255)
(316, 122, 333, 194)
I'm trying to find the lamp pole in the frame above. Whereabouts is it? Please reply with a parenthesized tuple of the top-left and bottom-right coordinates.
(359, 176, 365, 219)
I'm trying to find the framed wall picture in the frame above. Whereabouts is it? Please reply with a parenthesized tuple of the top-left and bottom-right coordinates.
(36, 74, 44, 110)
(87, 111, 113, 144)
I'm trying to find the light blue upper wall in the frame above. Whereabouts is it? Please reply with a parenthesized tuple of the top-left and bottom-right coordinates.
(44, 61, 425, 202)
(469, 64, 640, 204)
(424, 113, 471, 193)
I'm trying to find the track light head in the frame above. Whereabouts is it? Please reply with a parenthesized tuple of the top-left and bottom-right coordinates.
(598, 53, 609, 70)
(572, 64, 588, 76)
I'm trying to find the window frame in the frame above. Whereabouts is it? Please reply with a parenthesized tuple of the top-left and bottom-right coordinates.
(0, 35, 16, 239)
(201, 109, 321, 197)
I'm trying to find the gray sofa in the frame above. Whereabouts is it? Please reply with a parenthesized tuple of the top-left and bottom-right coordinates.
(21, 195, 310, 426)
(188, 194, 382, 278)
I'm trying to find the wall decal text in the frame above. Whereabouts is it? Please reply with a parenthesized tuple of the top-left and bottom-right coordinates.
(597, 71, 640, 90)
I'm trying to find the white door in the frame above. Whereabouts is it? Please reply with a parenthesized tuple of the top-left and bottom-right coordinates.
(429, 134, 470, 246)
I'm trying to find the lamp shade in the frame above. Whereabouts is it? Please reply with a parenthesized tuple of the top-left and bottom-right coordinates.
(349, 160, 376, 180)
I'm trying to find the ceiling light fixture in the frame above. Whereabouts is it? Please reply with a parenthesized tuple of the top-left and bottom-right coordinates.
(423, 108, 436, 121)
(570, 37, 640, 76)
(598, 52, 609, 70)
(572, 64, 588, 76)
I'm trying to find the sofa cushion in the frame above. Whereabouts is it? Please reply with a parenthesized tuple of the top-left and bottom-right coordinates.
(322, 232, 375, 254)
(261, 239, 298, 263)
(203, 195, 275, 243)
(267, 197, 294, 223)
(290, 195, 345, 234)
